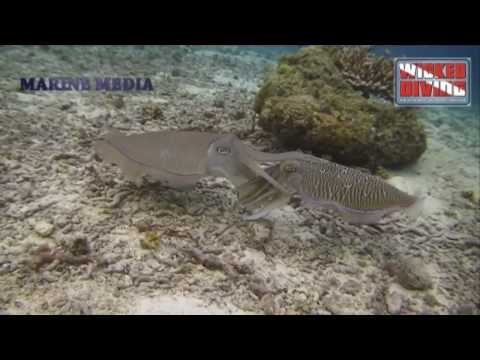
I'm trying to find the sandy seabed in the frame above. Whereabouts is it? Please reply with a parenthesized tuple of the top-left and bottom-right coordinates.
(0, 45, 479, 315)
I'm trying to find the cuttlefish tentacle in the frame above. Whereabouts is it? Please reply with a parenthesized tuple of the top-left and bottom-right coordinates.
(237, 166, 292, 220)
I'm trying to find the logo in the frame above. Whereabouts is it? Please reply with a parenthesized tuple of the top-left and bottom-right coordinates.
(394, 58, 471, 106)
(19, 77, 154, 92)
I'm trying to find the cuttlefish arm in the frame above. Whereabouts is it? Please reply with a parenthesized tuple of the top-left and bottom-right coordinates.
(237, 163, 293, 220)
(94, 129, 223, 188)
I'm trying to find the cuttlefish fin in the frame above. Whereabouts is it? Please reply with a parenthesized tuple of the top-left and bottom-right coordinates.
(105, 127, 123, 138)
(338, 209, 385, 225)
(94, 137, 148, 185)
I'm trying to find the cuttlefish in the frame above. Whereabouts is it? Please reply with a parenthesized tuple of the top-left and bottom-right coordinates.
(94, 129, 300, 190)
(94, 130, 425, 225)
(238, 155, 426, 224)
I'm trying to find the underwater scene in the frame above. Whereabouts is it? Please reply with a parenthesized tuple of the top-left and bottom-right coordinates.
(0, 45, 478, 315)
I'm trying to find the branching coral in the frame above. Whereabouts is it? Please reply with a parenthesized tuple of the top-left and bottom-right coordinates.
(326, 46, 394, 101)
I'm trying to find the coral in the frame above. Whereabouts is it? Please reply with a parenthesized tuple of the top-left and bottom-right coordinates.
(141, 103, 164, 122)
(140, 231, 161, 250)
(112, 96, 125, 109)
(326, 46, 394, 101)
(374, 166, 391, 180)
(276, 63, 297, 77)
(461, 190, 479, 206)
(255, 46, 427, 168)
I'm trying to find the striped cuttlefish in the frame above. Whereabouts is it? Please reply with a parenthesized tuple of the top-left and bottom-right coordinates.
(238, 154, 426, 224)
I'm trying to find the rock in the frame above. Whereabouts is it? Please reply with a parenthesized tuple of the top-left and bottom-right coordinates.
(385, 288, 403, 314)
(450, 303, 477, 315)
(70, 236, 90, 256)
(386, 256, 434, 291)
(254, 46, 426, 168)
(462, 237, 480, 249)
(33, 221, 55, 237)
(340, 279, 362, 295)
(213, 97, 225, 108)
(461, 190, 479, 205)
(233, 110, 246, 120)
(328, 277, 340, 287)
(111, 96, 125, 109)
(423, 293, 441, 307)
(204, 111, 215, 119)
(60, 103, 73, 111)
(323, 293, 355, 315)
(456, 304, 476, 315)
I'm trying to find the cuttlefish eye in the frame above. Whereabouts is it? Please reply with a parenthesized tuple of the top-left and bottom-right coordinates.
(281, 161, 299, 173)
(216, 146, 231, 155)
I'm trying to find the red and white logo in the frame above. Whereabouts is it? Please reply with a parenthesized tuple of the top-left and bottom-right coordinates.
(395, 58, 471, 106)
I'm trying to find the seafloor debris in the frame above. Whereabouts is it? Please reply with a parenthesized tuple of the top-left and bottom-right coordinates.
(141, 103, 164, 122)
(140, 231, 161, 250)
(33, 221, 55, 238)
(385, 256, 434, 291)
(30, 244, 92, 271)
(461, 190, 479, 205)
(384, 287, 403, 314)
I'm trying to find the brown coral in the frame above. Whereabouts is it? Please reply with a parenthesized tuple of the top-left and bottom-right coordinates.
(255, 46, 427, 168)
(326, 46, 394, 101)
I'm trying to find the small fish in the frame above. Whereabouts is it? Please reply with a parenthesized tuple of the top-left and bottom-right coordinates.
(238, 155, 425, 224)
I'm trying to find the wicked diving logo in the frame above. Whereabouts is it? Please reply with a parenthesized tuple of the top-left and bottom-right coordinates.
(394, 58, 471, 106)
(19, 77, 154, 92)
